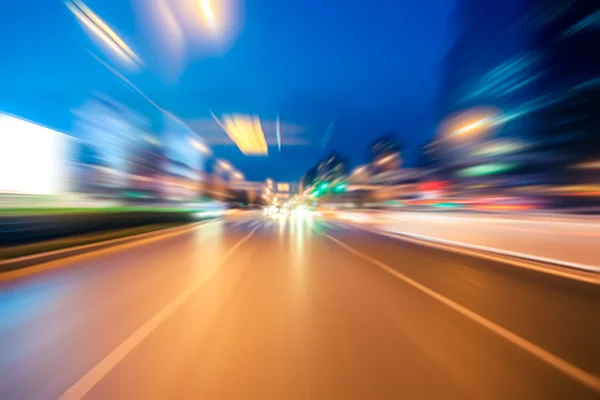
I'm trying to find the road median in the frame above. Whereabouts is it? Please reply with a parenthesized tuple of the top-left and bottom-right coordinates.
(0, 220, 212, 279)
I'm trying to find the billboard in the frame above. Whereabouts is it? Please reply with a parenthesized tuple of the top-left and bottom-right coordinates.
(0, 114, 71, 195)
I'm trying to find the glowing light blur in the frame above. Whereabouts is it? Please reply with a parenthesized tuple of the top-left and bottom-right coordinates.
(190, 0, 242, 46)
(440, 107, 501, 140)
(189, 137, 212, 155)
(199, 0, 217, 30)
(452, 117, 491, 136)
(375, 153, 397, 166)
(573, 160, 600, 170)
(134, 0, 243, 82)
(473, 140, 527, 157)
(458, 163, 519, 177)
(65, 0, 141, 69)
(352, 165, 368, 175)
(276, 114, 282, 153)
(217, 159, 233, 171)
(194, 209, 226, 218)
(233, 171, 244, 180)
(214, 114, 268, 155)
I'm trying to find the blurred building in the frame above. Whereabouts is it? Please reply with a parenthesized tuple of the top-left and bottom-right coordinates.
(316, 152, 348, 183)
(368, 134, 402, 173)
(272, 181, 298, 202)
(73, 94, 149, 173)
(127, 141, 166, 199)
(434, 0, 599, 200)
(161, 158, 200, 201)
(533, 0, 600, 191)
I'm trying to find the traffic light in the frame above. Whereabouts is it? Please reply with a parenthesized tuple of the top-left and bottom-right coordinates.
(317, 181, 329, 191)
(332, 182, 347, 193)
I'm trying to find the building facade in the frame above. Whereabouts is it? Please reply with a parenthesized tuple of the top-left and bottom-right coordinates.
(435, 0, 599, 195)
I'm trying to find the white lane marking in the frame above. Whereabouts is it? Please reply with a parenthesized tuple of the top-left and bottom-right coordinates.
(59, 227, 258, 400)
(351, 224, 600, 285)
(323, 232, 600, 393)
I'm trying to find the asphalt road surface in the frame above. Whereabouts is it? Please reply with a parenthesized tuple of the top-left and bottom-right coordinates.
(1, 212, 599, 399)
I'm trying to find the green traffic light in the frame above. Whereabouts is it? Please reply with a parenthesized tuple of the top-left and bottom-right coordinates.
(332, 183, 347, 193)
(318, 182, 329, 191)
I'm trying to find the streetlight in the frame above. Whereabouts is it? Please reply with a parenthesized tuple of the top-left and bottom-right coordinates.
(451, 117, 492, 137)
(233, 171, 244, 180)
(217, 159, 232, 171)
(375, 153, 397, 166)
(188, 137, 212, 155)
(352, 165, 368, 176)
(440, 107, 500, 141)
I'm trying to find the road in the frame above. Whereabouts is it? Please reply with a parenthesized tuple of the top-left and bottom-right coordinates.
(1, 212, 599, 399)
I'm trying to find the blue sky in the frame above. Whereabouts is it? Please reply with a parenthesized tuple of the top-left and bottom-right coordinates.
(0, 0, 456, 181)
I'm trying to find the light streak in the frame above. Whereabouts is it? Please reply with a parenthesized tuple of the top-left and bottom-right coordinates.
(199, 0, 217, 30)
(276, 113, 282, 153)
(212, 113, 268, 155)
(65, 0, 141, 67)
(321, 119, 336, 148)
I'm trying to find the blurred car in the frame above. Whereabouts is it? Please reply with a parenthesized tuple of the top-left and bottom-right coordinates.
(263, 206, 275, 216)
(263, 205, 288, 218)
